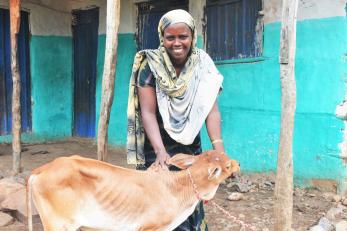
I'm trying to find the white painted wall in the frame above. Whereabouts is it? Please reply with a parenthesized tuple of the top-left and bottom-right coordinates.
(264, 0, 346, 24)
(69, 0, 106, 34)
(0, 0, 71, 36)
(0, 0, 136, 36)
(68, 0, 136, 34)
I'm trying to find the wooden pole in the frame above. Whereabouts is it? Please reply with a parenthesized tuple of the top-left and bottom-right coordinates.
(97, 0, 120, 161)
(274, 0, 298, 230)
(10, 0, 22, 174)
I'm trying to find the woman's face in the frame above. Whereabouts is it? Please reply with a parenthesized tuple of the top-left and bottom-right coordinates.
(162, 23, 193, 66)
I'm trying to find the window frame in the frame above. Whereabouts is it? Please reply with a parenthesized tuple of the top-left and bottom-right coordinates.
(203, 0, 264, 63)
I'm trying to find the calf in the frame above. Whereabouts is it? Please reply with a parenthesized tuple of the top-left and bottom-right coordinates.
(27, 150, 239, 231)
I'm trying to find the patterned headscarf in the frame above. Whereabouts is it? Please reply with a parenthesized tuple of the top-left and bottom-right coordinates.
(126, 9, 223, 165)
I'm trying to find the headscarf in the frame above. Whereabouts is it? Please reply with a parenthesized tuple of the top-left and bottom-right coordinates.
(126, 9, 223, 165)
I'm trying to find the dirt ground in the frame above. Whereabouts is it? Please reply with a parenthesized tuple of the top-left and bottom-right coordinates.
(0, 138, 345, 231)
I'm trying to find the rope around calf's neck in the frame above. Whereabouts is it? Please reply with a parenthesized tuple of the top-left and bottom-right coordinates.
(186, 169, 257, 231)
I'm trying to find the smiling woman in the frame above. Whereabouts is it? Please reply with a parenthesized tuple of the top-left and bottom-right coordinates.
(162, 22, 193, 71)
(127, 9, 225, 231)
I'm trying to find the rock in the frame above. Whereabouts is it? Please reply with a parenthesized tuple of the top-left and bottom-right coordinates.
(332, 194, 342, 202)
(1, 187, 39, 223)
(227, 192, 245, 201)
(226, 182, 251, 193)
(323, 192, 341, 202)
(326, 207, 343, 221)
(341, 197, 347, 206)
(318, 217, 334, 231)
(335, 220, 347, 231)
(0, 178, 24, 204)
(309, 225, 325, 231)
(0, 212, 13, 227)
(294, 187, 306, 197)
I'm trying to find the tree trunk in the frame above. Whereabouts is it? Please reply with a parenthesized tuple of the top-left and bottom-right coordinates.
(10, 0, 22, 174)
(274, 0, 298, 230)
(97, 0, 121, 161)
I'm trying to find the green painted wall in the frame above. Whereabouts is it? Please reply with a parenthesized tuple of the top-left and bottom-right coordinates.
(95, 34, 137, 145)
(200, 17, 347, 186)
(0, 36, 72, 143)
(1, 16, 346, 189)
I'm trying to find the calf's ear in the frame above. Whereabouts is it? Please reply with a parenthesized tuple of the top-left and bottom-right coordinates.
(167, 154, 197, 169)
(208, 166, 222, 180)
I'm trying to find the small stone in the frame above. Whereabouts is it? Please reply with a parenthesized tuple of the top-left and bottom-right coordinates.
(294, 188, 305, 197)
(0, 212, 14, 227)
(264, 181, 272, 187)
(326, 207, 343, 221)
(307, 193, 316, 197)
(261, 228, 269, 231)
(309, 225, 325, 231)
(318, 217, 334, 231)
(335, 220, 347, 231)
(226, 182, 250, 193)
(332, 194, 342, 202)
(323, 192, 340, 202)
(227, 192, 245, 201)
(341, 197, 347, 206)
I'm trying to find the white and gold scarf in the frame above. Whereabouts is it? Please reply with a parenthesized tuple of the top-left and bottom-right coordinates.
(127, 9, 223, 165)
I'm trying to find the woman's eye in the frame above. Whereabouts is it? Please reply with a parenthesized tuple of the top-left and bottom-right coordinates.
(165, 36, 175, 41)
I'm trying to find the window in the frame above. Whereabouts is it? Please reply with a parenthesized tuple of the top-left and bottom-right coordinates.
(204, 0, 263, 61)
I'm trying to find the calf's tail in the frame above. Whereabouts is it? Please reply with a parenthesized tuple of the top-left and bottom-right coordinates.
(26, 174, 34, 231)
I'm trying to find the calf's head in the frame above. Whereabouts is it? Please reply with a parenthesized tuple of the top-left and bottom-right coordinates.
(167, 150, 240, 200)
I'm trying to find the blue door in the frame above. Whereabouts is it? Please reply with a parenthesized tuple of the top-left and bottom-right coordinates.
(137, 0, 188, 50)
(0, 9, 31, 135)
(72, 8, 99, 138)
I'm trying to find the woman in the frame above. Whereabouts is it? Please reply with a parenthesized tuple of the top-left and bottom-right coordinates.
(127, 9, 224, 230)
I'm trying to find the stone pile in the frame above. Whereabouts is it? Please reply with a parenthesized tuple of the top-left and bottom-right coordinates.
(0, 171, 39, 229)
(224, 174, 347, 231)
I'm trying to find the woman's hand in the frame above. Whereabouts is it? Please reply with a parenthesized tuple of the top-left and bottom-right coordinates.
(152, 151, 170, 171)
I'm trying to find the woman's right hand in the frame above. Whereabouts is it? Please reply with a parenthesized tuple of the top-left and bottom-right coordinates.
(152, 150, 170, 171)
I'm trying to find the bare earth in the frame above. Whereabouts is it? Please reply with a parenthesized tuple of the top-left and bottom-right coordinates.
(0, 138, 345, 231)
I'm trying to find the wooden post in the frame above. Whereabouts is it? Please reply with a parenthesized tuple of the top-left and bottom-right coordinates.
(274, 0, 298, 230)
(97, 0, 121, 161)
(10, 0, 22, 174)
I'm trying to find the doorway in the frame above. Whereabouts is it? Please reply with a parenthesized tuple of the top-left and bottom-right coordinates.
(72, 7, 99, 138)
(0, 9, 31, 135)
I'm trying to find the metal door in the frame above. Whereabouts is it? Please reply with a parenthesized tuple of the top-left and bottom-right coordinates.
(0, 9, 31, 135)
(72, 8, 99, 138)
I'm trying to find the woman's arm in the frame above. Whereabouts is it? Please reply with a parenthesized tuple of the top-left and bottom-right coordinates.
(138, 86, 170, 169)
(206, 101, 225, 152)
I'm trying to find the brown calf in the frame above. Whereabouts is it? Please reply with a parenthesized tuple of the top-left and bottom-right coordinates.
(27, 150, 239, 231)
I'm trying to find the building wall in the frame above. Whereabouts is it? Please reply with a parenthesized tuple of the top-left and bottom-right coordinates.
(204, 0, 347, 191)
(0, 0, 72, 142)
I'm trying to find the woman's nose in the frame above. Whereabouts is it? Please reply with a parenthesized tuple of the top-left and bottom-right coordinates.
(173, 38, 180, 46)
